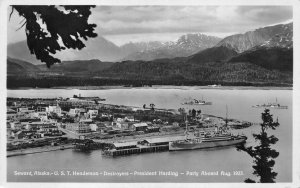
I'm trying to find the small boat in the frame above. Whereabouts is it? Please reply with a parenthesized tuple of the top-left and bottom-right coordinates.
(182, 96, 212, 105)
(207, 84, 221, 87)
(252, 98, 288, 109)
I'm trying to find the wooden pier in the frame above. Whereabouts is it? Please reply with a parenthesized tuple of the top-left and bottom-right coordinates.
(102, 145, 169, 157)
(73, 140, 110, 151)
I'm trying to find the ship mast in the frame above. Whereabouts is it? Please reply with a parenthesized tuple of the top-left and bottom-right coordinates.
(225, 105, 228, 127)
(185, 112, 188, 139)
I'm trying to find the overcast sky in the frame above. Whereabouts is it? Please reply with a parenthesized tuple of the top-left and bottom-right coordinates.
(7, 6, 292, 46)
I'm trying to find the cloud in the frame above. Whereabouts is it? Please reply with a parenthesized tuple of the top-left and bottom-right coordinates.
(236, 6, 292, 23)
(7, 6, 293, 45)
(90, 6, 292, 37)
(92, 6, 218, 35)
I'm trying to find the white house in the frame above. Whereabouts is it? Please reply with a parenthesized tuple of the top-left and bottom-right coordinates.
(125, 116, 135, 122)
(89, 124, 98, 132)
(31, 112, 48, 121)
(87, 110, 98, 118)
(69, 108, 84, 117)
(47, 105, 62, 115)
(116, 117, 124, 123)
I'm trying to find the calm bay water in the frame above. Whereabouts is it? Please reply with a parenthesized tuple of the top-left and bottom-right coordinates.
(7, 87, 293, 182)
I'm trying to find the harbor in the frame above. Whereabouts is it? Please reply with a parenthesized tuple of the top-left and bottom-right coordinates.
(6, 90, 254, 158)
(6, 88, 292, 182)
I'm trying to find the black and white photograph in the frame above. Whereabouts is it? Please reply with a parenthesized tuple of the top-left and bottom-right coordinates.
(1, 0, 299, 187)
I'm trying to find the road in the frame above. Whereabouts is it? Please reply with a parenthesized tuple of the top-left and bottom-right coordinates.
(58, 126, 80, 139)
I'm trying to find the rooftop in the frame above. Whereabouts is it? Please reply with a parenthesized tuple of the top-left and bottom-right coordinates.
(133, 123, 148, 127)
(144, 136, 186, 144)
(80, 119, 93, 123)
(113, 141, 137, 148)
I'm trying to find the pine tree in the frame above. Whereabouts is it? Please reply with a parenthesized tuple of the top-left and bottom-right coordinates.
(237, 109, 279, 183)
(10, 5, 97, 67)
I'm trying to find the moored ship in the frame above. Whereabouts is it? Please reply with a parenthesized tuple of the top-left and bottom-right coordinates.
(181, 96, 212, 105)
(252, 98, 288, 109)
(169, 128, 247, 151)
(169, 109, 247, 151)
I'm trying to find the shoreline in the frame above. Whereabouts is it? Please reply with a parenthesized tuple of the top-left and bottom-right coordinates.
(7, 144, 74, 157)
(6, 114, 253, 157)
(7, 85, 293, 90)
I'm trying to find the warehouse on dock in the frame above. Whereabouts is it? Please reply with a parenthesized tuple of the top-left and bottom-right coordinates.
(112, 141, 138, 150)
(139, 136, 186, 146)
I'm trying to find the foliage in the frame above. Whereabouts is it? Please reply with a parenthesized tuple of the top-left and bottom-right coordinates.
(229, 47, 293, 71)
(191, 109, 196, 118)
(11, 5, 97, 67)
(150, 103, 155, 111)
(237, 109, 280, 183)
(100, 59, 292, 84)
(6, 75, 293, 89)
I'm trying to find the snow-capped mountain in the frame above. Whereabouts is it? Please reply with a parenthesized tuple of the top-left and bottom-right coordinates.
(8, 34, 220, 64)
(216, 23, 293, 53)
(256, 23, 293, 49)
(122, 34, 221, 61)
(176, 34, 221, 51)
(228, 23, 293, 71)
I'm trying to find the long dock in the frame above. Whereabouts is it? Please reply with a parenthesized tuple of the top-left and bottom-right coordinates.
(7, 145, 73, 157)
(102, 145, 169, 157)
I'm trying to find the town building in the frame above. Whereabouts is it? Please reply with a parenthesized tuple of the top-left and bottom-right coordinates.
(17, 107, 34, 113)
(87, 109, 98, 119)
(89, 124, 98, 132)
(9, 122, 22, 130)
(20, 118, 41, 125)
(36, 106, 47, 112)
(69, 108, 86, 117)
(145, 126, 160, 133)
(14, 131, 26, 139)
(38, 125, 59, 133)
(31, 112, 48, 121)
(25, 122, 56, 130)
(112, 122, 129, 130)
(14, 130, 37, 139)
(125, 116, 135, 122)
(66, 122, 91, 134)
(130, 122, 148, 132)
(47, 105, 62, 115)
